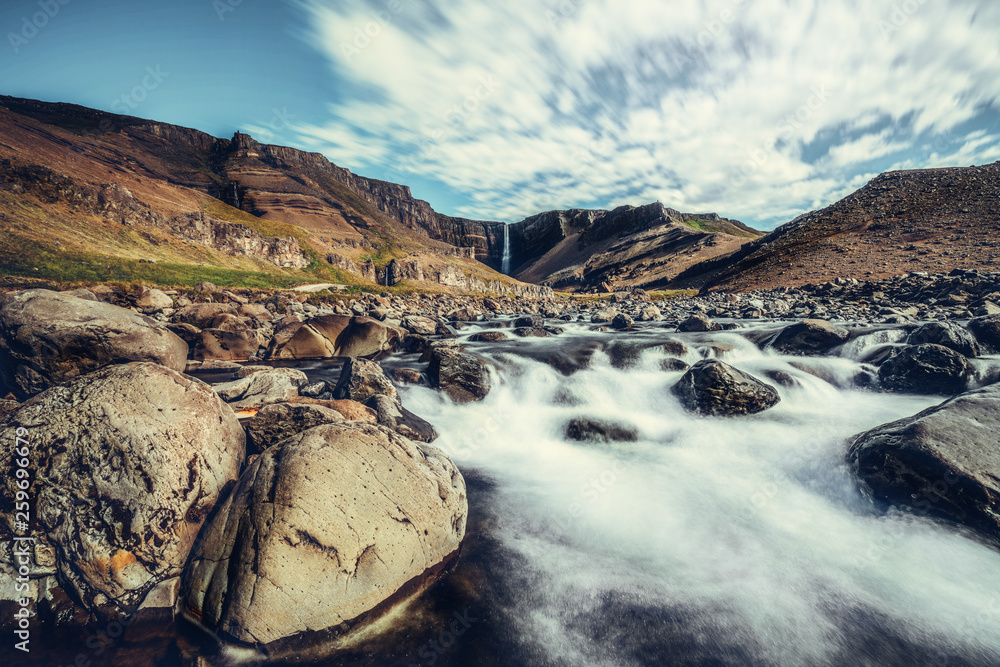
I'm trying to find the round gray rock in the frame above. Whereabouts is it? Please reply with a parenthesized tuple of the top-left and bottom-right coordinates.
(671, 359, 781, 416)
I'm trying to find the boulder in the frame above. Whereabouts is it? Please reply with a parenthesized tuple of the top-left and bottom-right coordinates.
(174, 303, 237, 329)
(287, 397, 377, 422)
(194, 328, 268, 362)
(427, 348, 492, 403)
(213, 371, 299, 410)
(878, 344, 973, 395)
(512, 327, 550, 338)
(333, 357, 398, 403)
(770, 319, 849, 355)
(0, 289, 188, 398)
(590, 308, 618, 324)
(235, 366, 309, 388)
(677, 313, 720, 333)
(848, 384, 1000, 546)
(565, 418, 639, 443)
(514, 315, 543, 328)
(968, 315, 1000, 352)
(366, 394, 438, 443)
(179, 423, 466, 654)
(245, 402, 345, 454)
(611, 313, 634, 330)
(907, 321, 979, 357)
(0, 363, 244, 618)
(468, 331, 508, 342)
(401, 315, 438, 336)
(267, 315, 404, 360)
(135, 287, 172, 312)
(671, 359, 781, 416)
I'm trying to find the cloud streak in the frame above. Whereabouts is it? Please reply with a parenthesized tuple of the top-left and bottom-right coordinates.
(289, 0, 1000, 228)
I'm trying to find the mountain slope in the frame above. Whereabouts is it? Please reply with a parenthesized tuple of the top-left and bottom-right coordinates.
(674, 163, 1000, 293)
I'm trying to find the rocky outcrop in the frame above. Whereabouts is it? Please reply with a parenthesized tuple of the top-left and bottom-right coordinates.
(179, 422, 466, 655)
(167, 212, 309, 269)
(848, 384, 1000, 546)
(0, 289, 188, 398)
(0, 362, 244, 619)
(907, 321, 980, 357)
(671, 360, 781, 416)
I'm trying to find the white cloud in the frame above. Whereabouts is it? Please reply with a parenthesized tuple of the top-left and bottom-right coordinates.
(289, 0, 1000, 228)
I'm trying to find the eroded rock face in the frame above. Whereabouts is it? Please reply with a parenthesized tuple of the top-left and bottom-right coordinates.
(878, 344, 973, 395)
(770, 319, 849, 355)
(0, 363, 244, 619)
(671, 359, 781, 416)
(848, 384, 1000, 546)
(0, 290, 188, 398)
(179, 422, 466, 652)
(427, 348, 492, 403)
(245, 402, 345, 454)
(267, 315, 403, 360)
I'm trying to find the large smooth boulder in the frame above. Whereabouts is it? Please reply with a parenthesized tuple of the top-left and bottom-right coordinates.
(0, 363, 244, 618)
(194, 328, 269, 362)
(968, 315, 1000, 352)
(878, 344, 973, 395)
(848, 384, 1000, 545)
(907, 321, 979, 357)
(0, 290, 188, 398)
(179, 423, 466, 654)
(770, 319, 849, 355)
(213, 371, 299, 410)
(174, 303, 237, 329)
(400, 315, 437, 336)
(671, 359, 781, 416)
(245, 402, 345, 454)
(427, 348, 492, 403)
(135, 287, 173, 312)
(267, 315, 404, 360)
(333, 357, 398, 403)
(677, 313, 721, 333)
(366, 394, 438, 443)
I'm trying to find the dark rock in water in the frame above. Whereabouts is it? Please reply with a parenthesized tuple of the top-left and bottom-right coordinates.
(848, 384, 1000, 546)
(179, 422, 466, 656)
(366, 394, 438, 443)
(662, 341, 689, 357)
(246, 401, 345, 454)
(333, 357, 398, 403)
(763, 369, 798, 388)
(513, 327, 550, 338)
(878, 344, 973, 395)
(469, 331, 508, 342)
(543, 326, 565, 335)
(427, 348, 492, 403)
(907, 321, 980, 357)
(671, 359, 781, 416)
(0, 289, 188, 398)
(514, 315, 543, 328)
(611, 313, 635, 330)
(565, 417, 639, 443)
(677, 313, 720, 332)
(770, 319, 849, 355)
(0, 362, 244, 620)
(968, 314, 1000, 352)
(661, 358, 691, 372)
(391, 368, 424, 385)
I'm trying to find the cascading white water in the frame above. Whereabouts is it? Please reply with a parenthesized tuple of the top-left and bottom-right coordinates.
(501, 223, 511, 275)
(401, 322, 1000, 666)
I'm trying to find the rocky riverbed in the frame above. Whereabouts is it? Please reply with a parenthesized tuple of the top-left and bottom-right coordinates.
(3, 272, 1000, 665)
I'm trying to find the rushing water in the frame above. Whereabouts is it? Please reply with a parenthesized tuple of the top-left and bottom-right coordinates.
(386, 320, 1000, 667)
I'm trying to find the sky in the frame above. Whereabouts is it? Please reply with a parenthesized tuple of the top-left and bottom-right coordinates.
(2, 0, 999, 230)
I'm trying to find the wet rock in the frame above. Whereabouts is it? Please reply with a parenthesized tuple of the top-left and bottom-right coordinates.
(391, 368, 424, 385)
(512, 327, 550, 338)
(514, 315, 543, 328)
(770, 319, 849, 355)
(878, 344, 973, 395)
(245, 402, 345, 454)
(0, 363, 244, 619)
(0, 289, 188, 398)
(427, 348, 492, 403)
(671, 359, 781, 416)
(611, 313, 634, 330)
(213, 371, 299, 410)
(179, 422, 466, 654)
(907, 321, 980, 357)
(660, 358, 690, 372)
(333, 357, 398, 403)
(469, 331, 508, 342)
(565, 417, 639, 443)
(968, 315, 1000, 352)
(677, 313, 720, 332)
(366, 394, 438, 443)
(267, 315, 403, 359)
(848, 384, 1000, 546)
(590, 308, 618, 324)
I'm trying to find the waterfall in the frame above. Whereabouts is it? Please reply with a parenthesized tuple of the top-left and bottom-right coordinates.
(501, 223, 511, 275)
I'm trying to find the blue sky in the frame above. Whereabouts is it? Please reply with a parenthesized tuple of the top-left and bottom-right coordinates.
(2, 0, 999, 229)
